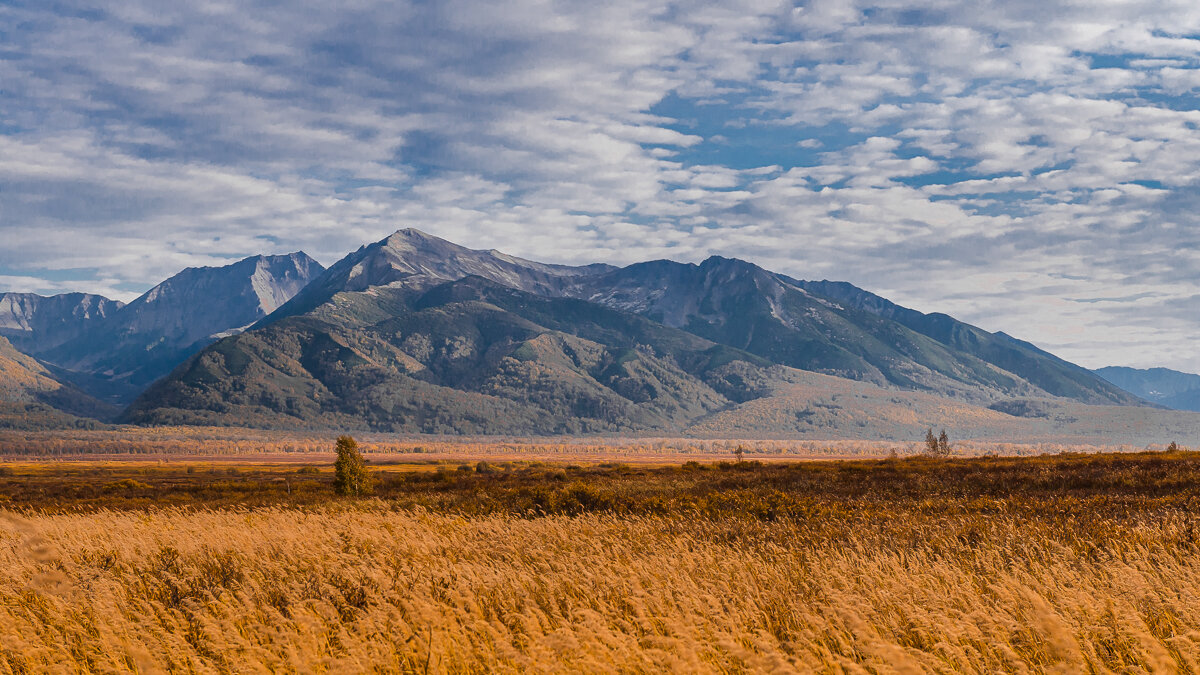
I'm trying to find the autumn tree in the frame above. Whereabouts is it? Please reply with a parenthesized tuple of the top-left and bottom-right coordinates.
(334, 435, 373, 496)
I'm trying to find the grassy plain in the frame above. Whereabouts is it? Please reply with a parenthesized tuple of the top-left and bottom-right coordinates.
(0, 425, 1168, 461)
(1, 450, 1200, 671)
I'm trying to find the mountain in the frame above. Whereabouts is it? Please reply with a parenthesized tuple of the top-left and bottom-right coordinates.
(1096, 366, 1200, 412)
(561, 257, 1140, 405)
(275, 229, 1137, 407)
(0, 336, 118, 428)
(123, 275, 774, 433)
(791, 280, 1142, 406)
(43, 253, 324, 403)
(0, 292, 123, 354)
(263, 228, 613, 325)
(124, 228, 1154, 435)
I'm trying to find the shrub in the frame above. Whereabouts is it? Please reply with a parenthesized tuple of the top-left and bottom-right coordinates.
(102, 479, 151, 492)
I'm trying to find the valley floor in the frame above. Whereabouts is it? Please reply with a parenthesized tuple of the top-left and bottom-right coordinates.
(1, 452, 1199, 672)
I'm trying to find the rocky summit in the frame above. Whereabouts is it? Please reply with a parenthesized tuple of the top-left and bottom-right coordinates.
(41, 252, 325, 404)
(0, 292, 124, 355)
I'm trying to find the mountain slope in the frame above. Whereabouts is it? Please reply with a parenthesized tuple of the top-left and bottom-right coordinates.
(0, 336, 117, 428)
(273, 229, 1139, 408)
(563, 257, 1067, 404)
(124, 276, 775, 433)
(783, 279, 1143, 406)
(1096, 366, 1200, 412)
(262, 228, 613, 325)
(44, 253, 325, 402)
(0, 292, 123, 354)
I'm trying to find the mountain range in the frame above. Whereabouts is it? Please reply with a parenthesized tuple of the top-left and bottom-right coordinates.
(0, 292, 123, 354)
(3, 228, 1192, 438)
(5, 253, 323, 408)
(1095, 366, 1200, 413)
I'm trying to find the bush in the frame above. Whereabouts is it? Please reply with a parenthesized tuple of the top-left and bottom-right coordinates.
(103, 479, 151, 492)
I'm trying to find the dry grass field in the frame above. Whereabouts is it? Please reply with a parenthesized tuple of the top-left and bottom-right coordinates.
(2, 451, 1200, 672)
(0, 425, 1168, 463)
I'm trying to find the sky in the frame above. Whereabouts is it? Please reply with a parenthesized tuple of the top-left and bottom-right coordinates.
(3, 1, 1200, 371)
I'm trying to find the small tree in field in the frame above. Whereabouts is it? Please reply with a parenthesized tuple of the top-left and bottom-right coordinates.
(925, 428, 939, 455)
(924, 428, 951, 456)
(334, 435, 372, 496)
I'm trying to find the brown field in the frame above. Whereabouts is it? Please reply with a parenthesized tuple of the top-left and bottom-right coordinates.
(2, 449, 1200, 672)
(0, 425, 1169, 462)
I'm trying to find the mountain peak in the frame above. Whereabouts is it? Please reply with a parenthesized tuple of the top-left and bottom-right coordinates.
(43, 251, 326, 399)
(698, 255, 762, 273)
(381, 228, 450, 249)
(262, 230, 617, 326)
(391, 227, 436, 238)
(0, 291, 124, 355)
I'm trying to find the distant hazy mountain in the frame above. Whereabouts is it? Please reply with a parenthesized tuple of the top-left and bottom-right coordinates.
(44, 253, 324, 402)
(124, 229, 1150, 433)
(1095, 366, 1200, 412)
(0, 292, 123, 354)
(0, 336, 117, 428)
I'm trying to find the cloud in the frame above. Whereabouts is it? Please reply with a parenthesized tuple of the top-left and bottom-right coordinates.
(3, 0, 1200, 370)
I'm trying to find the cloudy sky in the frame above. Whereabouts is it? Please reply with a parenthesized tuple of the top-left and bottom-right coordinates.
(3, 1, 1200, 371)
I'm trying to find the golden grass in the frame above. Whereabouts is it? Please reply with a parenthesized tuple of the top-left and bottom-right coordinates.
(2, 453, 1200, 672)
(2, 505, 1199, 672)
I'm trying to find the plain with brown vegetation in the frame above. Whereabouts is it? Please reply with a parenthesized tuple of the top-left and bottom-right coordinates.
(0, 450, 1199, 671)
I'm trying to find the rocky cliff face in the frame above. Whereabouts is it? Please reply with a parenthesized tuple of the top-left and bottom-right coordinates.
(0, 292, 123, 354)
(43, 252, 325, 402)
(263, 228, 613, 325)
(107, 253, 324, 349)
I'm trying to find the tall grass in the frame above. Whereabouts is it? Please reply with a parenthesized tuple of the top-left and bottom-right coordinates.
(2, 453, 1200, 671)
(2, 494, 1200, 671)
